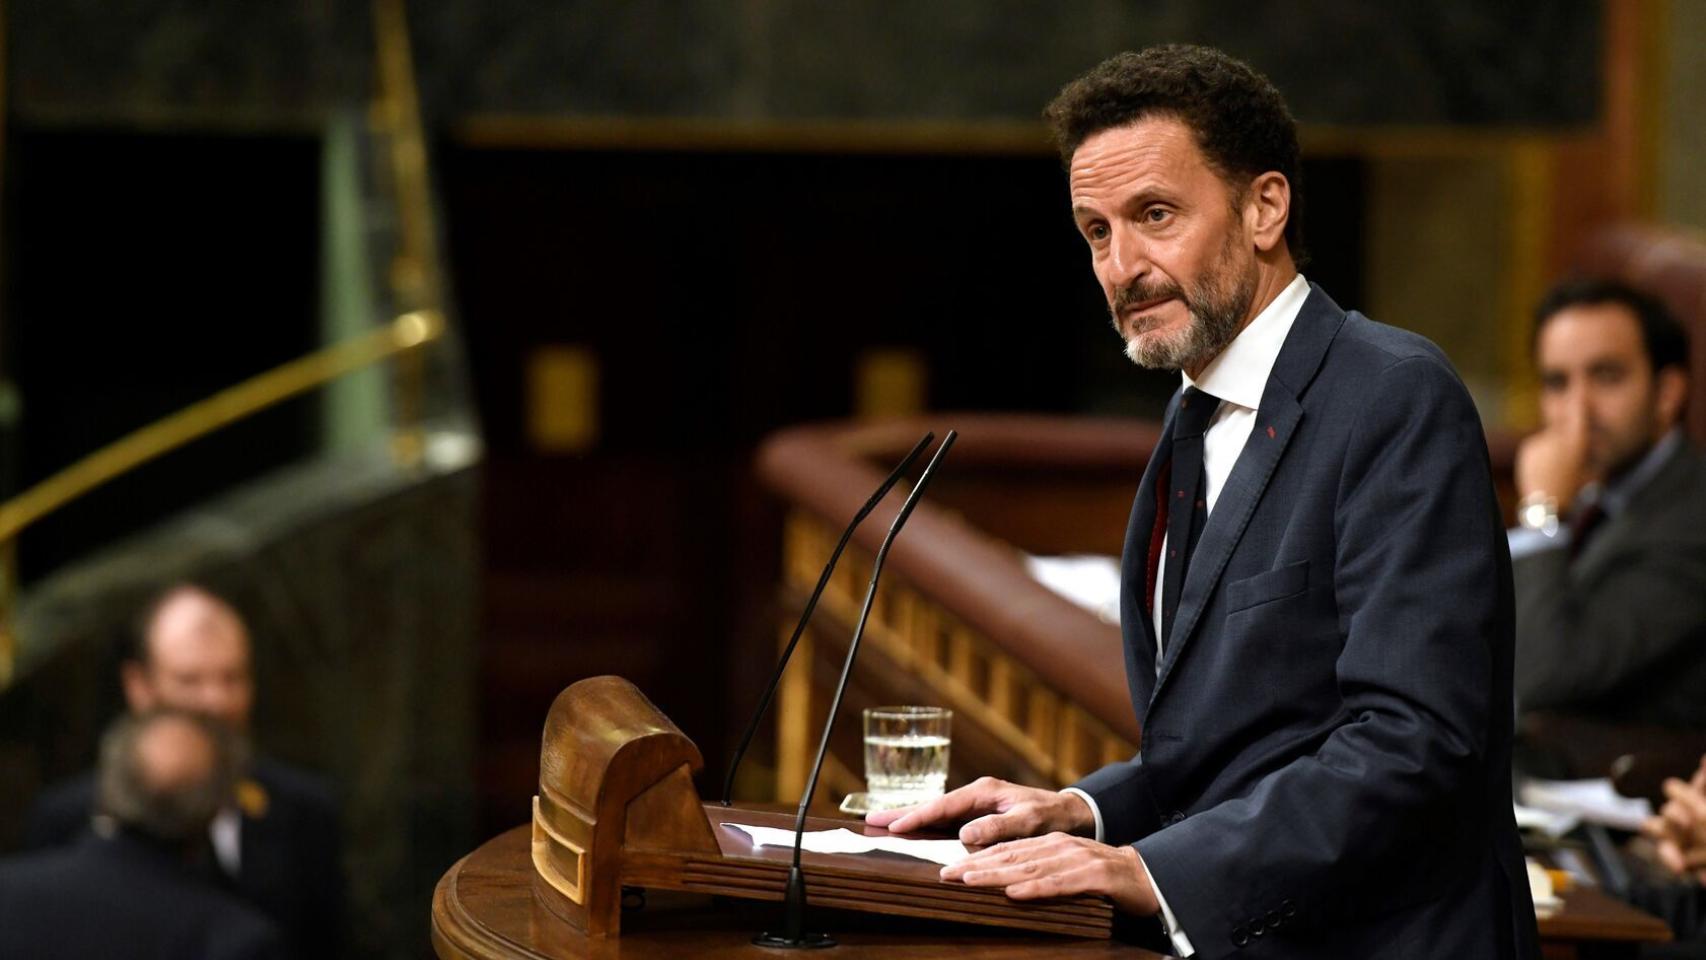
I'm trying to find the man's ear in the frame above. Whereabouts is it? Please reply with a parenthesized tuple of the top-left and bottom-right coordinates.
(1246, 171, 1291, 254)
(120, 660, 155, 714)
(1656, 366, 1689, 432)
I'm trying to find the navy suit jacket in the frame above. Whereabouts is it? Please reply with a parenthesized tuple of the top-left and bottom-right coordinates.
(1074, 286, 1539, 959)
(24, 756, 344, 958)
(0, 831, 284, 960)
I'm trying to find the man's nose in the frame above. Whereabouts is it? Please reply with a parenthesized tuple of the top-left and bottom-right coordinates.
(196, 682, 236, 714)
(1108, 225, 1150, 287)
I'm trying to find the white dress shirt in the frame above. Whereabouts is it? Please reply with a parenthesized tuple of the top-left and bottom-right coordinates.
(211, 806, 242, 876)
(1064, 273, 1310, 957)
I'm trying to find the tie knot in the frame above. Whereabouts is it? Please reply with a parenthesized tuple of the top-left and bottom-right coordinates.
(1173, 386, 1221, 438)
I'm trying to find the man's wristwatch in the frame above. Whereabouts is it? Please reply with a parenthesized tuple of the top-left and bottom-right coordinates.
(1517, 492, 1560, 536)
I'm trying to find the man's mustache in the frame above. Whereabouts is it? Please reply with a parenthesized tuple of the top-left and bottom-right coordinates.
(1112, 280, 1186, 314)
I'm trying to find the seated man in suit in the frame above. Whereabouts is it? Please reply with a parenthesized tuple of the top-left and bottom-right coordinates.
(1511, 279, 1706, 731)
(871, 45, 1536, 959)
(25, 584, 344, 957)
(0, 708, 284, 959)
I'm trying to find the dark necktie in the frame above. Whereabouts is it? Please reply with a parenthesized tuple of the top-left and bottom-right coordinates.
(1159, 386, 1221, 648)
(1568, 501, 1607, 562)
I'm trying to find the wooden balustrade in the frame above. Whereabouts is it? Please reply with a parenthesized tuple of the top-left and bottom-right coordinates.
(759, 416, 1153, 808)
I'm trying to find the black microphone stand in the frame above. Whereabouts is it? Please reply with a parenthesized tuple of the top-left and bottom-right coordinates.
(754, 430, 956, 949)
(720, 432, 934, 807)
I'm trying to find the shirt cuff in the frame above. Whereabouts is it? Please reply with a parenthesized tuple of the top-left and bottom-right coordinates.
(1138, 854, 1197, 957)
(1059, 787, 1103, 842)
(1507, 524, 1568, 560)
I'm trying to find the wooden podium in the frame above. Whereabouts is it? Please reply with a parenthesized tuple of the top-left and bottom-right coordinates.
(433, 675, 1674, 959)
(523, 675, 1111, 941)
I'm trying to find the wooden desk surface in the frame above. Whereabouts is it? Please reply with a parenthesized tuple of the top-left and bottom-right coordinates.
(432, 826, 1671, 959)
(1540, 885, 1671, 954)
(433, 826, 1164, 959)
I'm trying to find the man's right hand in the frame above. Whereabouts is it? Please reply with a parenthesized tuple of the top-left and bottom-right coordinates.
(865, 776, 1096, 846)
(1642, 755, 1706, 882)
(1516, 393, 1592, 511)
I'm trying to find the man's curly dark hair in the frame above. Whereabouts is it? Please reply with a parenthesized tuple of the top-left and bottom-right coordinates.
(1044, 45, 1307, 264)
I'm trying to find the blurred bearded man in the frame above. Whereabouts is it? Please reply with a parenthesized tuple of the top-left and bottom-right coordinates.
(0, 709, 284, 959)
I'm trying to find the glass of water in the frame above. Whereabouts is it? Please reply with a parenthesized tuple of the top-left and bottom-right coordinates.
(862, 706, 951, 810)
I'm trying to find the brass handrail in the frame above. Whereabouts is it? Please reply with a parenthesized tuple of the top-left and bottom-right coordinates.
(0, 311, 443, 545)
(0, 310, 442, 687)
(0, 0, 453, 688)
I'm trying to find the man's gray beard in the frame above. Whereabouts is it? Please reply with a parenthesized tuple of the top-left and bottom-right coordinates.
(1118, 270, 1254, 371)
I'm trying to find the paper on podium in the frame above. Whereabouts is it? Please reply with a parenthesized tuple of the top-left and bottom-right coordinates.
(1519, 777, 1654, 832)
(720, 822, 970, 866)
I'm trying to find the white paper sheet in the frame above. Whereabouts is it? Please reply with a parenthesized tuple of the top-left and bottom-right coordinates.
(1022, 553, 1122, 624)
(1519, 777, 1654, 832)
(720, 822, 969, 867)
(1513, 802, 1580, 839)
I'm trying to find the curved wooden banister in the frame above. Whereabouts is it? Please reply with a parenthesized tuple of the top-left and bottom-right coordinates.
(757, 415, 1157, 746)
(755, 415, 1162, 803)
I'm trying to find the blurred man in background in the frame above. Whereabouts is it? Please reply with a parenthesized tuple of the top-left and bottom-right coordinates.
(0, 708, 284, 959)
(1511, 279, 1706, 731)
(25, 583, 344, 956)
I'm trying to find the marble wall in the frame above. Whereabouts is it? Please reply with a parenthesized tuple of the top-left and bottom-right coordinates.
(7, 1, 1600, 129)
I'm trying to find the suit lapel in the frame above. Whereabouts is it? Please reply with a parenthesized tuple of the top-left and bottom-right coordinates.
(1149, 285, 1346, 705)
(1120, 406, 1177, 705)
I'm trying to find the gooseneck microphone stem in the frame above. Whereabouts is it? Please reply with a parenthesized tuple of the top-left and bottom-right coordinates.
(720, 432, 933, 807)
(755, 430, 956, 949)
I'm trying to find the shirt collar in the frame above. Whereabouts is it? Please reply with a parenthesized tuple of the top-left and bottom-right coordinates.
(1182, 273, 1310, 411)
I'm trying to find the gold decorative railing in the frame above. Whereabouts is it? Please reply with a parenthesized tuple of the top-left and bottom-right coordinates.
(0, 0, 452, 688)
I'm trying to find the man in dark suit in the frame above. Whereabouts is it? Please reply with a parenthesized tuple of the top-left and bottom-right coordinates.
(872, 45, 1537, 958)
(0, 708, 284, 960)
(24, 584, 344, 957)
(1509, 279, 1706, 730)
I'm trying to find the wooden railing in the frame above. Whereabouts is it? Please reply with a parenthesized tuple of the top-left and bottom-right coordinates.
(757, 416, 1156, 807)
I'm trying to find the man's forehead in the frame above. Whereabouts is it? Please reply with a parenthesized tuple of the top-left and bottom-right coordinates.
(1540, 303, 1646, 363)
(1068, 117, 1210, 203)
(146, 592, 249, 664)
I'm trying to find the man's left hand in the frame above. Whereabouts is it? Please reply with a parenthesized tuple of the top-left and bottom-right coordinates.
(941, 832, 1159, 916)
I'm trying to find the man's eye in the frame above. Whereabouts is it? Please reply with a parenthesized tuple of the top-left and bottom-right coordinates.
(1086, 223, 1109, 242)
(1145, 207, 1170, 223)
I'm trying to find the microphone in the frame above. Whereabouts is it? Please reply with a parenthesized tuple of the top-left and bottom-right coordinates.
(755, 429, 956, 949)
(720, 431, 935, 807)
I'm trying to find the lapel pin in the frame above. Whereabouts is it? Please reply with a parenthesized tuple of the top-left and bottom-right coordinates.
(236, 778, 270, 819)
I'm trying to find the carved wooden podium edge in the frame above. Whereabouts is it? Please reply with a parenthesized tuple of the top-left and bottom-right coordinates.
(529, 675, 1113, 940)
